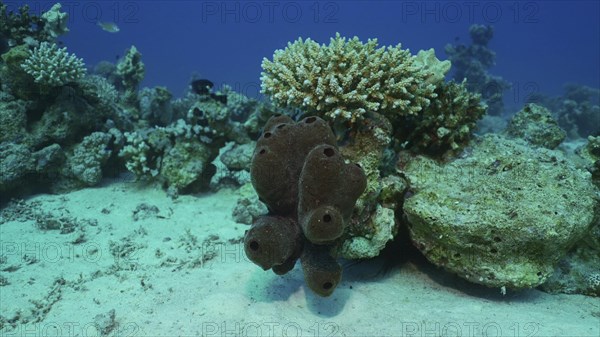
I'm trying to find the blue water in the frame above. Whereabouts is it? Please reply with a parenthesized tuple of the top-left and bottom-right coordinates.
(9, 0, 600, 105)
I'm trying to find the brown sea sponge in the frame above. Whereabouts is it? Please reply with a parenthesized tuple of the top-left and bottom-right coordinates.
(244, 115, 366, 296)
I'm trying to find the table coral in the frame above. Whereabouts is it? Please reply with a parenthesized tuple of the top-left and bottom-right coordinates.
(244, 115, 367, 296)
(261, 33, 446, 125)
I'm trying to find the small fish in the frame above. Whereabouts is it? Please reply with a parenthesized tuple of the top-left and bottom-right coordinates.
(97, 21, 120, 33)
(191, 79, 214, 95)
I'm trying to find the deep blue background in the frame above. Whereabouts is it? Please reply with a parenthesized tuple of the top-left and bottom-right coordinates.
(7, 0, 600, 112)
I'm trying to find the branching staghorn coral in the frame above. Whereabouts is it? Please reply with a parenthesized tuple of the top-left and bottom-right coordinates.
(20, 42, 86, 87)
(261, 33, 449, 124)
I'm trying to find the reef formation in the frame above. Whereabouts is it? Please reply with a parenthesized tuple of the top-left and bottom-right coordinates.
(1, 3, 598, 298)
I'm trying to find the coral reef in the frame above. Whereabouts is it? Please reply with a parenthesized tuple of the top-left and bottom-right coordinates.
(119, 121, 216, 192)
(1, 43, 39, 99)
(333, 112, 402, 259)
(232, 183, 268, 225)
(400, 133, 598, 289)
(398, 79, 487, 156)
(210, 142, 253, 189)
(541, 221, 600, 297)
(116, 45, 145, 104)
(0, 142, 64, 196)
(558, 84, 599, 138)
(581, 136, 600, 186)
(244, 115, 366, 296)
(261, 33, 485, 158)
(138, 86, 173, 126)
(62, 131, 122, 188)
(445, 24, 510, 116)
(119, 86, 268, 193)
(335, 204, 396, 259)
(505, 103, 566, 149)
(0, 93, 28, 143)
(0, 4, 127, 200)
(0, 142, 36, 194)
(40, 3, 69, 39)
(261, 33, 447, 125)
(530, 84, 600, 138)
(541, 136, 600, 297)
(20, 42, 86, 87)
(0, 3, 54, 47)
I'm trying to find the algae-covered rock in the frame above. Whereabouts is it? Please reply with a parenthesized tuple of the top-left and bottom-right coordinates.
(220, 142, 254, 170)
(577, 136, 600, 187)
(0, 142, 35, 193)
(401, 133, 598, 289)
(210, 142, 254, 189)
(335, 112, 402, 259)
(66, 132, 114, 187)
(40, 3, 69, 38)
(505, 103, 566, 149)
(0, 96, 27, 143)
(139, 86, 173, 126)
(541, 136, 600, 296)
(232, 183, 268, 225)
(334, 204, 396, 259)
(160, 139, 213, 191)
(116, 45, 144, 105)
(541, 219, 600, 297)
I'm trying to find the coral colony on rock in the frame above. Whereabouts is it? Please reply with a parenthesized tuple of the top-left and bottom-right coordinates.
(0, 2, 599, 332)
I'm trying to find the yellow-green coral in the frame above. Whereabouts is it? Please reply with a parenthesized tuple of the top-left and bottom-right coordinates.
(261, 33, 449, 124)
(117, 45, 145, 90)
(20, 42, 85, 87)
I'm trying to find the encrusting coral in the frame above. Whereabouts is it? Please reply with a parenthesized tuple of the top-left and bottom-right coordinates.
(244, 115, 367, 296)
(261, 33, 448, 125)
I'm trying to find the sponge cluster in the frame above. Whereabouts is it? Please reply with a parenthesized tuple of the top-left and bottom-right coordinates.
(244, 115, 367, 296)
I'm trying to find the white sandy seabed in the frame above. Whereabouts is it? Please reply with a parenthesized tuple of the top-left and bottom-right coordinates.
(0, 177, 599, 337)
